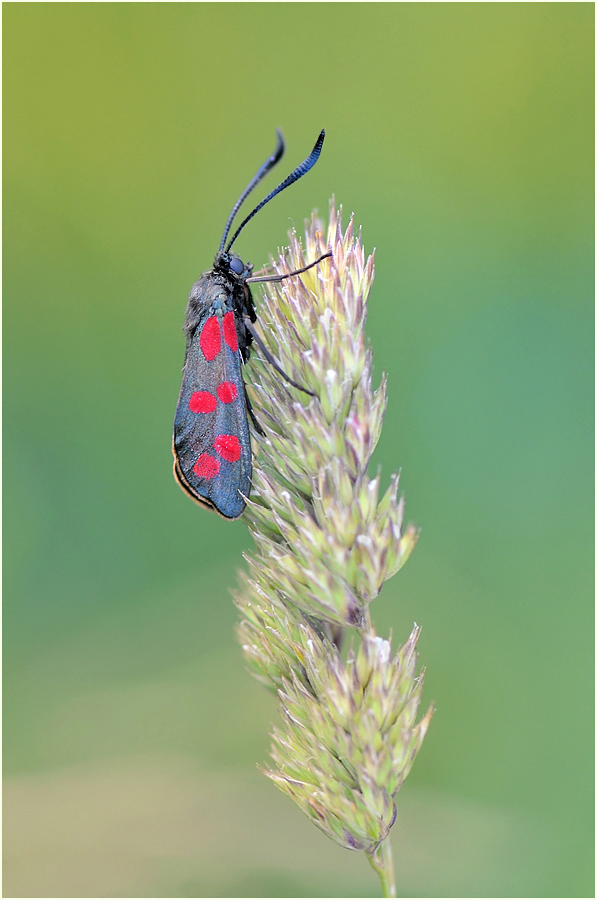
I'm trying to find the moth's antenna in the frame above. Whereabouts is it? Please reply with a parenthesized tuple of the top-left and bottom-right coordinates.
(219, 130, 285, 254)
(225, 129, 325, 254)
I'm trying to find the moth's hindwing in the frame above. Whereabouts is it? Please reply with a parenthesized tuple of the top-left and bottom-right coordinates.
(173, 283, 251, 520)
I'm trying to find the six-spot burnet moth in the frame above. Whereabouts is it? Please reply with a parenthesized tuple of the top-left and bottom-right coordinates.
(173, 129, 331, 520)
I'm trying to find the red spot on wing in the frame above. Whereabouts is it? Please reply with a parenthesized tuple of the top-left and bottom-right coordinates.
(189, 391, 217, 413)
(193, 454, 220, 479)
(214, 434, 241, 462)
(200, 316, 221, 361)
(223, 311, 238, 351)
(217, 381, 238, 403)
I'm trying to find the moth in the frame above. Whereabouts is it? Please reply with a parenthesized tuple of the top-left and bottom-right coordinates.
(173, 129, 330, 519)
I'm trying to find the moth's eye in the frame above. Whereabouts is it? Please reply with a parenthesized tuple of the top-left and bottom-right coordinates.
(229, 257, 244, 275)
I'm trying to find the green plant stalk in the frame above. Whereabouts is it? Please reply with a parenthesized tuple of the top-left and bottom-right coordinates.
(234, 202, 432, 896)
(367, 837, 396, 898)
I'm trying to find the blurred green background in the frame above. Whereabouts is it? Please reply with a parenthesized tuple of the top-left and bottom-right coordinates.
(3, 4, 593, 898)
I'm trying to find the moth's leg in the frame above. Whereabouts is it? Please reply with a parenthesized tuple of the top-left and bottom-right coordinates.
(244, 384, 265, 436)
(243, 316, 315, 396)
(245, 251, 332, 285)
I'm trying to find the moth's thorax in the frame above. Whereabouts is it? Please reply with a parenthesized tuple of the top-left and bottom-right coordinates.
(185, 271, 238, 335)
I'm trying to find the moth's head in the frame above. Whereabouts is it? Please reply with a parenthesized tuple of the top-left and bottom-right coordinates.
(214, 251, 253, 280)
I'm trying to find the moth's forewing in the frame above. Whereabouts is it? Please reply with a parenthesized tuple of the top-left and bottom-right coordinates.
(173, 275, 251, 520)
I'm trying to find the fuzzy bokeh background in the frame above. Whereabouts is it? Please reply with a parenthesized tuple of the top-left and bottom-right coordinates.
(4, 5, 593, 898)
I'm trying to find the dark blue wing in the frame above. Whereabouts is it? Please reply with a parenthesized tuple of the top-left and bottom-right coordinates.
(173, 308, 251, 519)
